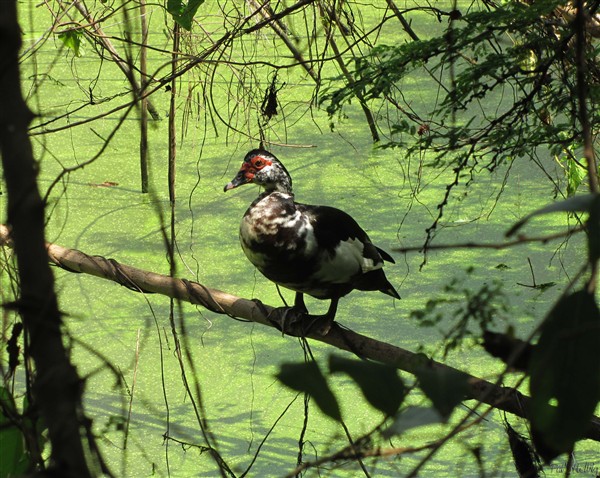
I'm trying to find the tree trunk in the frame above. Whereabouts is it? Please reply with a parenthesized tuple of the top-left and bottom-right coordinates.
(0, 3, 106, 476)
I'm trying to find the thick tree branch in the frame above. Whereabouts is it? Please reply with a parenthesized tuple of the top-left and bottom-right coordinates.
(1, 224, 599, 443)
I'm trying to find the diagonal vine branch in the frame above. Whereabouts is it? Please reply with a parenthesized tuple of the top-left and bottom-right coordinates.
(1, 224, 599, 444)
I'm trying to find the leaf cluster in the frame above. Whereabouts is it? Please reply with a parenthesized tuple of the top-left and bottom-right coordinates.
(410, 267, 508, 356)
(321, 0, 599, 180)
(277, 354, 468, 434)
(167, 0, 205, 31)
(528, 288, 600, 461)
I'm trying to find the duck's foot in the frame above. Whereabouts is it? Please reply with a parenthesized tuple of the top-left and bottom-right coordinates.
(250, 296, 337, 336)
(251, 299, 306, 335)
(304, 314, 334, 336)
(273, 306, 308, 336)
(273, 310, 334, 336)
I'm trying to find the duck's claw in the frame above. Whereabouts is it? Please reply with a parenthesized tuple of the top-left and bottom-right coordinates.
(251, 298, 335, 336)
(304, 314, 334, 336)
(250, 298, 305, 335)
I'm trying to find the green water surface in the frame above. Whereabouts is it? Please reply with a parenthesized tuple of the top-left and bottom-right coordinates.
(2, 0, 597, 476)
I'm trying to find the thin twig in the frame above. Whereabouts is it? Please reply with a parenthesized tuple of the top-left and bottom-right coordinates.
(124, 328, 141, 450)
(395, 227, 583, 253)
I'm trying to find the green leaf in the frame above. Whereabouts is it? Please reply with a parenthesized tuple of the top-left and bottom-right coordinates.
(0, 387, 29, 476)
(566, 158, 586, 197)
(382, 406, 446, 438)
(58, 30, 84, 57)
(166, 0, 205, 30)
(276, 361, 341, 422)
(528, 289, 600, 460)
(328, 355, 404, 416)
(415, 367, 469, 418)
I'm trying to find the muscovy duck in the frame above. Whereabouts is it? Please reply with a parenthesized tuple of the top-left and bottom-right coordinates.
(224, 149, 400, 333)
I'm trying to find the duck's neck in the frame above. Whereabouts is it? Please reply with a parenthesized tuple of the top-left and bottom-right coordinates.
(255, 184, 294, 207)
(263, 179, 293, 195)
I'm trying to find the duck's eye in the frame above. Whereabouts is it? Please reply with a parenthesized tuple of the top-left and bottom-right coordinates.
(249, 155, 271, 169)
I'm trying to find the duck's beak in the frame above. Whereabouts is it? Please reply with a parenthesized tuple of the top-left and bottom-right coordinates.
(224, 167, 250, 192)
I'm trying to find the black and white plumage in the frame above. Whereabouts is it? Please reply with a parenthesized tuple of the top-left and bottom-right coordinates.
(224, 149, 400, 333)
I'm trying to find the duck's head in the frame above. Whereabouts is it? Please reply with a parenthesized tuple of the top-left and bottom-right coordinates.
(224, 149, 293, 194)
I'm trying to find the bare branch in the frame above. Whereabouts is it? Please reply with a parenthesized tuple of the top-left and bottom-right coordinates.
(395, 227, 583, 253)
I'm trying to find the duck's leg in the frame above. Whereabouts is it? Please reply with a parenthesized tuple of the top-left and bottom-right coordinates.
(305, 297, 339, 336)
(281, 292, 337, 335)
(294, 292, 308, 313)
(275, 292, 308, 332)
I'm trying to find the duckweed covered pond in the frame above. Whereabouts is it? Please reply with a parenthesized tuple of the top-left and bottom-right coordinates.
(2, 0, 598, 476)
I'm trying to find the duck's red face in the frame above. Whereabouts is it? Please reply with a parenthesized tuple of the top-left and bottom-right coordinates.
(224, 153, 273, 191)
